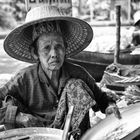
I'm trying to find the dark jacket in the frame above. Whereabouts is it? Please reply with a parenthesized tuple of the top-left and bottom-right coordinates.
(0, 61, 115, 135)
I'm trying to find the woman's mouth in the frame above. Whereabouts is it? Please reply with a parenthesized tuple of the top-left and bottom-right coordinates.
(50, 60, 59, 65)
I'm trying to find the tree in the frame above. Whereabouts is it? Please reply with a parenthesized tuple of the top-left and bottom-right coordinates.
(0, 0, 26, 29)
(0, 9, 17, 29)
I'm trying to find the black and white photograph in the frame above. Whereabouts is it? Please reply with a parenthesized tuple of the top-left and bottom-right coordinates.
(0, 0, 140, 140)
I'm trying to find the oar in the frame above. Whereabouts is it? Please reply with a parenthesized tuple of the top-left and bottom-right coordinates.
(62, 106, 74, 140)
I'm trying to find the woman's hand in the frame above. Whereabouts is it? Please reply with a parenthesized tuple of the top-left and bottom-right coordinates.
(16, 112, 43, 127)
(105, 103, 122, 119)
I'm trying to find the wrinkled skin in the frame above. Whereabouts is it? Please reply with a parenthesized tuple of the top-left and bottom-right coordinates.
(16, 112, 44, 127)
(105, 103, 122, 119)
(16, 33, 66, 126)
(37, 33, 65, 72)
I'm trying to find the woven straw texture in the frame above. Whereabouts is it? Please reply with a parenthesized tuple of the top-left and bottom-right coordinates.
(4, 6, 93, 63)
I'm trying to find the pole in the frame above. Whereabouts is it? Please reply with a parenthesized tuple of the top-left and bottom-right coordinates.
(128, 0, 131, 22)
(114, 5, 121, 64)
(62, 106, 74, 140)
(78, 0, 82, 17)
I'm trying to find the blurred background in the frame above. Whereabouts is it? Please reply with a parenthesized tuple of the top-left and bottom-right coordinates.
(0, 0, 139, 50)
(0, 0, 138, 30)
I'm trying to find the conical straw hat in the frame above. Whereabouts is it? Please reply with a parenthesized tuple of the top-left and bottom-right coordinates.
(4, 5, 93, 63)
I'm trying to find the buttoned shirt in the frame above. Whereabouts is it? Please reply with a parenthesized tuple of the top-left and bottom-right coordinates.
(0, 61, 114, 134)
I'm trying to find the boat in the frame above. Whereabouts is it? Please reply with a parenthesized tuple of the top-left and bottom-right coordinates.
(67, 50, 140, 82)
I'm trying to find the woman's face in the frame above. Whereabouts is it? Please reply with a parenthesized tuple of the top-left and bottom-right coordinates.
(37, 33, 65, 71)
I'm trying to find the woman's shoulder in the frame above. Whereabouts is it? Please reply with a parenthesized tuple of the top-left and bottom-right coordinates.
(13, 64, 38, 80)
(64, 61, 90, 77)
(65, 61, 86, 71)
(64, 61, 96, 85)
(17, 64, 37, 73)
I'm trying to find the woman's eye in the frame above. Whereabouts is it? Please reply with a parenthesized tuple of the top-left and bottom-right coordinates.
(44, 45, 50, 51)
(56, 44, 64, 50)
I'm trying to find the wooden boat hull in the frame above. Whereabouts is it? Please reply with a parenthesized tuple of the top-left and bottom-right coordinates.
(67, 51, 140, 82)
(70, 51, 140, 65)
(66, 58, 107, 82)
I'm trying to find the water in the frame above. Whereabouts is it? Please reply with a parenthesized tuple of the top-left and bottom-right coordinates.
(0, 39, 30, 82)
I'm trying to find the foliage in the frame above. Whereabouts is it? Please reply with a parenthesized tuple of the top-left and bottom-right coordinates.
(11, 0, 26, 21)
(0, 9, 17, 29)
(0, 0, 26, 29)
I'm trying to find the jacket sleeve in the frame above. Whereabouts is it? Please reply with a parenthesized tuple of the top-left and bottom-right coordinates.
(73, 65, 116, 113)
(0, 95, 31, 128)
(0, 73, 26, 102)
(0, 73, 30, 127)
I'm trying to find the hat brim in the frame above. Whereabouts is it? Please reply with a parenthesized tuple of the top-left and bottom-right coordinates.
(4, 16, 93, 63)
(134, 20, 140, 26)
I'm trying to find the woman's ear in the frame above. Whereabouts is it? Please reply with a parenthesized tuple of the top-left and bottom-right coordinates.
(30, 47, 39, 61)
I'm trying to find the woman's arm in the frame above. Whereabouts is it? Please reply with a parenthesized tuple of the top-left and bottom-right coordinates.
(0, 72, 34, 128)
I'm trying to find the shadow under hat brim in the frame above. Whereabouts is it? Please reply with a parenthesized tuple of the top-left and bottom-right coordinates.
(4, 16, 93, 63)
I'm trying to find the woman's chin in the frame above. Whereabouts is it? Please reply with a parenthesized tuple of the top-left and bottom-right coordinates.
(48, 62, 63, 71)
(49, 65, 61, 71)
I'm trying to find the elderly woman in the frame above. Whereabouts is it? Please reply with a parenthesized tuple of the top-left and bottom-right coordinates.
(0, 6, 120, 138)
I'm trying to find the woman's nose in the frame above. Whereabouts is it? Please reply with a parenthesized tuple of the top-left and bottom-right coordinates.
(50, 48, 57, 58)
